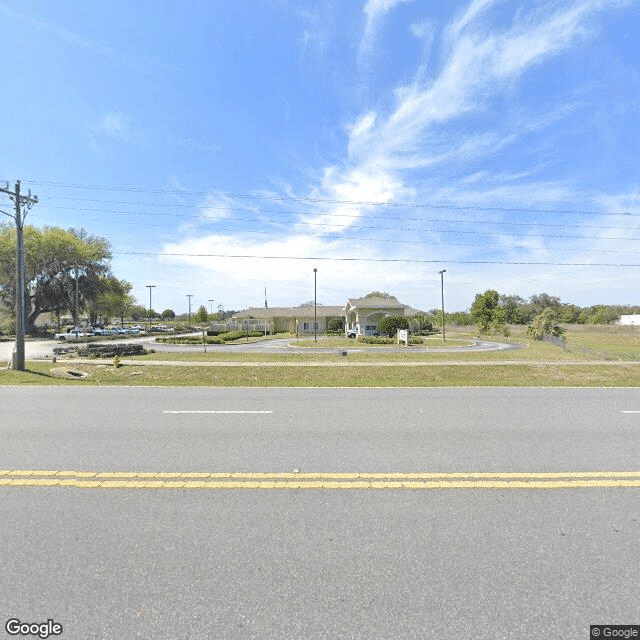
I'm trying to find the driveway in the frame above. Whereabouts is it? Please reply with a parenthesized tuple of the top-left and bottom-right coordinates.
(1, 335, 522, 361)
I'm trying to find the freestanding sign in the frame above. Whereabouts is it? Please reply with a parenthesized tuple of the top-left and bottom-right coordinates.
(397, 329, 409, 346)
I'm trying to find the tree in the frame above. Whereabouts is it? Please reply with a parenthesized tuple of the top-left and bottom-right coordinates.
(526, 308, 566, 341)
(377, 315, 409, 337)
(409, 314, 433, 334)
(587, 305, 621, 325)
(0, 224, 112, 331)
(499, 294, 527, 324)
(327, 317, 343, 332)
(129, 304, 149, 321)
(470, 290, 503, 333)
(193, 305, 209, 324)
(85, 277, 134, 326)
(161, 309, 176, 320)
(364, 291, 397, 300)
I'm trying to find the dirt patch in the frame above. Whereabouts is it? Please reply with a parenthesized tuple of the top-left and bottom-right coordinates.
(50, 367, 89, 380)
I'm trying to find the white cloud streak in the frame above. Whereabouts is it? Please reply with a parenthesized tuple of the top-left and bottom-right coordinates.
(162, 0, 636, 310)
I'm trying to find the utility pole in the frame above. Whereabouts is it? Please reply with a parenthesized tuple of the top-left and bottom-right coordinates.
(313, 268, 317, 342)
(146, 285, 155, 332)
(0, 181, 38, 371)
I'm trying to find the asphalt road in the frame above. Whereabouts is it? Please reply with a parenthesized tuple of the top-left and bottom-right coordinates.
(1, 388, 639, 639)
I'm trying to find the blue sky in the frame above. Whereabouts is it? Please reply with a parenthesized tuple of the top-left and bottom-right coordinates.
(1, 0, 639, 315)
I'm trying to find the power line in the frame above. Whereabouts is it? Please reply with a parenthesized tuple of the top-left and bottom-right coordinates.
(34, 202, 640, 232)
(34, 207, 640, 242)
(114, 250, 640, 267)
(15, 178, 640, 217)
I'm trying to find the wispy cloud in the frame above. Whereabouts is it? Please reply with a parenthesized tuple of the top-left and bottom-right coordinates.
(161, 0, 635, 308)
(98, 112, 133, 139)
(359, 0, 414, 62)
(318, 0, 627, 223)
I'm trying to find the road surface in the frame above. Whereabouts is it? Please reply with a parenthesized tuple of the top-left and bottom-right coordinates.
(1, 388, 638, 639)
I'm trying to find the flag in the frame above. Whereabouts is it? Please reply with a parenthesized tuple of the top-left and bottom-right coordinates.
(264, 285, 268, 309)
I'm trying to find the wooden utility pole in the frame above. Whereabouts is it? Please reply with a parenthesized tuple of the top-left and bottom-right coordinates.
(0, 181, 38, 371)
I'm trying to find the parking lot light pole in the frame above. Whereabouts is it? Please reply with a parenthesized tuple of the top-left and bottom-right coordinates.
(146, 285, 155, 332)
(313, 267, 317, 342)
(439, 269, 446, 341)
(187, 294, 194, 328)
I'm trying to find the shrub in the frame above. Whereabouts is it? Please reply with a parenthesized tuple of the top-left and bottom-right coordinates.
(357, 336, 396, 344)
(526, 309, 566, 341)
(1, 317, 16, 336)
(377, 315, 409, 337)
(76, 343, 148, 358)
(157, 330, 263, 344)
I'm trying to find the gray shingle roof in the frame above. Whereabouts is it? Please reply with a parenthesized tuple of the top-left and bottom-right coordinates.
(234, 305, 344, 319)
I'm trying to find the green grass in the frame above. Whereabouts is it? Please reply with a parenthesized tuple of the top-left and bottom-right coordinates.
(2, 324, 639, 387)
(2, 361, 640, 387)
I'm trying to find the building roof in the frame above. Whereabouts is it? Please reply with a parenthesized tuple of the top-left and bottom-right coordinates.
(234, 305, 344, 319)
(345, 296, 408, 310)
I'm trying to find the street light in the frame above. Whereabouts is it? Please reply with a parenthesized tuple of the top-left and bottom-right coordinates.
(438, 269, 446, 341)
(313, 267, 317, 342)
(146, 285, 155, 332)
(187, 294, 193, 327)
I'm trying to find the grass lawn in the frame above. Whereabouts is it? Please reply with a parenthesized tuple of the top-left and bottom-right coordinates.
(2, 361, 640, 387)
(1, 324, 639, 387)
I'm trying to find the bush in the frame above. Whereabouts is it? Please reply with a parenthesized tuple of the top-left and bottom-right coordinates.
(76, 343, 148, 358)
(526, 309, 566, 342)
(377, 315, 409, 338)
(357, 336, 396, 344)
(1, 317, 16, 336)
(158, 330, 263, 344)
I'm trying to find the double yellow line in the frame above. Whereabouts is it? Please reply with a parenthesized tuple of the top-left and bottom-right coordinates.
(1, 470, 640, 490)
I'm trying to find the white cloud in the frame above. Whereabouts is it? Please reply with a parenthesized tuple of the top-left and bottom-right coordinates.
(359, 0, 414, 62)
(156, 0, 636, 311)
(98, 112, 132, 139)
(313, 0, 626, 228)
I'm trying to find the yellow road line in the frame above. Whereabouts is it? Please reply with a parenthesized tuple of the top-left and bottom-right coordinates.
(2, 469, 640, 479)
(0, 470, 639, 489)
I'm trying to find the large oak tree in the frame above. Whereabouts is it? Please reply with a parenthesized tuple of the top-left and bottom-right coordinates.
(0, 224, 112, 331)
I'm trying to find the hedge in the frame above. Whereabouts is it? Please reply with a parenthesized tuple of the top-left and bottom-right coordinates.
(77, 343, 148, 358)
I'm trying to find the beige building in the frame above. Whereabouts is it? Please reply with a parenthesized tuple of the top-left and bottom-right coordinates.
(231, 305, 344, 335)
(229, 295, 425, 336)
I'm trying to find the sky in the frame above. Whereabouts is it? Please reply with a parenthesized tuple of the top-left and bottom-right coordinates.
(1, 0, 640, 315)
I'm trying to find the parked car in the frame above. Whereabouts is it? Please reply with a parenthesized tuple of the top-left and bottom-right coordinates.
(93, 327, 116, 336)
(54, 327, 92, 340)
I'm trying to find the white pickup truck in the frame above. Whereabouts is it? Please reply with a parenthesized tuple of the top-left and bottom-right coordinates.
(54, 327, 92, 340)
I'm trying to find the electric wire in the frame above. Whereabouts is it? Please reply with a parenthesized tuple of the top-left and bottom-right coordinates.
(14, 178, 640, 217)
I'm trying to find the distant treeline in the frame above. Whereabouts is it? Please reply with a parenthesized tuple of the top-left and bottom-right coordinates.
(440, 293, 640, 326)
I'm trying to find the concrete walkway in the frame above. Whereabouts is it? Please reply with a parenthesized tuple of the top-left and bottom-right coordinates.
(51, 358, 640, 368)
